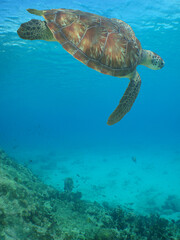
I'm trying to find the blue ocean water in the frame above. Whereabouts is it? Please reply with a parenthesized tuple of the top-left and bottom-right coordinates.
(0, 0, 180, 219)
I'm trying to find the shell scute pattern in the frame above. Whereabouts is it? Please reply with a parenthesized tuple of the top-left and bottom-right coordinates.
(101, 33, 127, 68)
(100, 18, 119, 33)
(44, 9, 59, 21)
(53, 32, 67, 44)
(56, 12, 78, 28)
(79, 14, 101, 28)
(47, 22, 59, 33)
(73, 50, 89, 64)
(79, 27, 108, 60)
(63, 42, 77, 55)
(88, 60, 102, 73)
(44, 9, 141, 76)
(61, 21, 86, 46)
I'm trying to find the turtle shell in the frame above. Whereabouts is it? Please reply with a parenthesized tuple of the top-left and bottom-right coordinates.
(43, 9, 142, 77)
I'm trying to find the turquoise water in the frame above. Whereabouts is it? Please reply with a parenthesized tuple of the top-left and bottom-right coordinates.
(0, 0, 180, 219)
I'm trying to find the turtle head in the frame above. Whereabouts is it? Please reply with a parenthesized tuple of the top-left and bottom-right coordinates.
(150, 51, 165, 70)
(17, 19, 55, 41)
(140, 50, 165, 70)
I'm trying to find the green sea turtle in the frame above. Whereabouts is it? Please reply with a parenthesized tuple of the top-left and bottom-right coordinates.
(17, 8, 165, 125)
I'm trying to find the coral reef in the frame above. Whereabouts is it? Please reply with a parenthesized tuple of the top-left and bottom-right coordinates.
(0, 149, 180, 240)
(162, 195, 180, 213)
(64, 177, 74, 193)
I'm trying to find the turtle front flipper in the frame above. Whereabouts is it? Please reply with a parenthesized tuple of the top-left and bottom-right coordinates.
(107, 71, 141, 125)
(27, 9, 44, 16)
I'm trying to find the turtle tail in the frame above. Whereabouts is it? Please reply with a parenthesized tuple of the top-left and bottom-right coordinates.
(17, 19, 54, 41)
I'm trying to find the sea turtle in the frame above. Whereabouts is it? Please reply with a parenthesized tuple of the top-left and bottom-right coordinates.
(17, 8, 165, 125)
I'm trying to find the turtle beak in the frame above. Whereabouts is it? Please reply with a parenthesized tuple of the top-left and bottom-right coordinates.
(157, 57, 165, 69)
(160, 59, 165, 69)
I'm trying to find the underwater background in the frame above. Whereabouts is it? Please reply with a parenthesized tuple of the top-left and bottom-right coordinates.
(0, 0, 180, 222)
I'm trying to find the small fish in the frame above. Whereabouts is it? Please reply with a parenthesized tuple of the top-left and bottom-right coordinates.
(132, 156, 137, 163)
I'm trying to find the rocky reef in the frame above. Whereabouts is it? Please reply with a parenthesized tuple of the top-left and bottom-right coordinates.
(0, 149, 179, 240)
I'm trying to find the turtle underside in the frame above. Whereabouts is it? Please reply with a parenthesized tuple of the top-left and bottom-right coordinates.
(43, 9, 142, 77)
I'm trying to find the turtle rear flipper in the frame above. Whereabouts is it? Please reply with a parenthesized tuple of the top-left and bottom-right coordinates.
(107, 71, 141, 125)
(17, 19, 55, 41)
